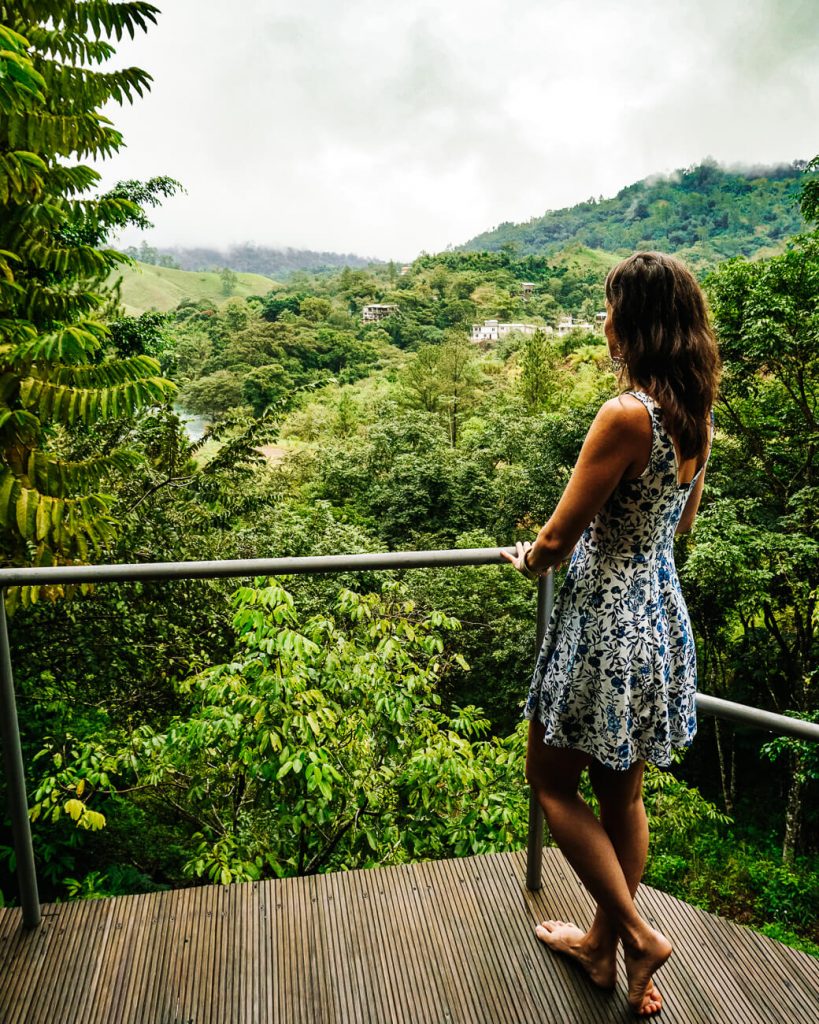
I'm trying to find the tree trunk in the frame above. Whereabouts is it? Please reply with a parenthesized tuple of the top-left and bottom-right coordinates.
(782, 760, 803, 865)
(714, 719, 734, 816)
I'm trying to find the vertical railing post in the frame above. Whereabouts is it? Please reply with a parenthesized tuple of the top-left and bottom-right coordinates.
(0, 591, 40, 928)
(526, 569, 554, 891)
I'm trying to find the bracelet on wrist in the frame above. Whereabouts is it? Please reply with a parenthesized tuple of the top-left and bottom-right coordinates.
(521, 548, 538, 580)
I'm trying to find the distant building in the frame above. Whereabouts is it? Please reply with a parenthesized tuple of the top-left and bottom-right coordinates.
(400, 265, 411, 276)
(595, 311, 607, 327)
(362, 303, 399, 322)
(521, 282, 536, 298)
(557, 316, 595, 336)
(471, 319, 545, 342)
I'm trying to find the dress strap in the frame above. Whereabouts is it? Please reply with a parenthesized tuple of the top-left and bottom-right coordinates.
(626, 389, 656, 412)
(625, 390, 659, 478)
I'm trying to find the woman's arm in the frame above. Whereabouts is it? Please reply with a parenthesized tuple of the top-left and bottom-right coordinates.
(676, 410, 713, 534)
(676, 465, 706, 534)
(503, 395, 651, 575)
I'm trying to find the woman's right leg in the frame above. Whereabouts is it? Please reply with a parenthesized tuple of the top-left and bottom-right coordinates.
(583, 759, 665, 1015)
(585, 758, 650, 952)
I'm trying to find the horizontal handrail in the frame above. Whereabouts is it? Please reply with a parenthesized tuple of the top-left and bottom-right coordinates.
(0, 546, 517, 586)
(2, 545, 817, 930)
(696, 693, 819, 742)
(3, 547, 816, 741)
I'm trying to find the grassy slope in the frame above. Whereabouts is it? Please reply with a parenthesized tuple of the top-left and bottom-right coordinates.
(114, 262, 278, 316)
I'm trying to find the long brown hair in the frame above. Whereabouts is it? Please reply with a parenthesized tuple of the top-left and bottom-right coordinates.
(605, 251, 721, 460)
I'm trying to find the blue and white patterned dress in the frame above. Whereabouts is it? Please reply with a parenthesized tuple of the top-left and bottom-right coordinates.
(524, 390, 711, 771)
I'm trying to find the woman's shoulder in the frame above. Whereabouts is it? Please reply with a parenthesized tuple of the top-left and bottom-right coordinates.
(586, 394, 654, 474)
(596, 393, 654, 438)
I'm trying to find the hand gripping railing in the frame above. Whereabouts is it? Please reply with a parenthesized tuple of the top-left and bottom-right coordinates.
(1, 547, 818, 929)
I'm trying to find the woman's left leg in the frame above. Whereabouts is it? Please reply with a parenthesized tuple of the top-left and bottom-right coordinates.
(526, 720, 671, 1014)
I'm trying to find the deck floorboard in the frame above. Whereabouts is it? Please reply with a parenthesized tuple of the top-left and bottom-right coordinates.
(1, 848, 816, 1024)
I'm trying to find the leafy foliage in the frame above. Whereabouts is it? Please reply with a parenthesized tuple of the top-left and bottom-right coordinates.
(0, 2, 176, 585)
(30, 582, 529, 881)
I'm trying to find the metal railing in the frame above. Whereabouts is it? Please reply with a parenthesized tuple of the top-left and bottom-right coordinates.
(1, 546, 818, 930)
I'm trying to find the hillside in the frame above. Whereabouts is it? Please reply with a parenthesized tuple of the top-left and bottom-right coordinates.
(114, 262, 277, 316)
(461, 161, 812, 268)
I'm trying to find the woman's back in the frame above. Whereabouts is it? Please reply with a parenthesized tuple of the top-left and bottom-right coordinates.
(524, 389, 712, 771)
(583, 390, 709, 563)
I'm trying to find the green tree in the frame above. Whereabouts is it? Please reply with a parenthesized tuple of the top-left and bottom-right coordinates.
(438, 332, 484, 447)
(519, 329, 557, 412)
(219, 266, 238, 297)
(0, 4, 175, 585)
(698, 225, 819, 861)
(241, 363, 293, 416)
(181, 369, 245, 417)
(401, 344, 444, 413)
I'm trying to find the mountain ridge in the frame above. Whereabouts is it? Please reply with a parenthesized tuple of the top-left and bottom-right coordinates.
(458, 160, 812, 268)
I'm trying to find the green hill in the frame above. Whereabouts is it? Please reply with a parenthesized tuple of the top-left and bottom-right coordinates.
(461, 161, 813, 269)
(113, 262, 277, 316)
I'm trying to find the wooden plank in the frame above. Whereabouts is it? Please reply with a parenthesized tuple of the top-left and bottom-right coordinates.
(195, 882, 218, 1024)
(304, 873, 335, 1024)
(310, 869, 351, 1024)
(533, 848, 623, 1023)
(39, 895, 102, 1024)
(641, 882, 762, 1024)
(208, 883, 229, 1024)
(111, 892, 156, 1023)
(246, 880, 261, 1024)
(0, 902, 59, 1024)
(353, 859, 414, 1024)
(408, 858, 476, 1023)
(74, 891, 141, 1024)
(433, 853, 527, 1023)
(259, 878, 277, 1024)
(381, 859, 444, 1024)
(700, 898, 819, 1020)
(332, 865, 377, 1024)
(136, 887, 178, 1024)
(493, 850, 597, 1022)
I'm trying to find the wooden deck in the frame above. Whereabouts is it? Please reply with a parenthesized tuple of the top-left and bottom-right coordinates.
(0, 848, 816, 1023)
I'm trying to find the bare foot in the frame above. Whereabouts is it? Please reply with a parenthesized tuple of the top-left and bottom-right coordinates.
(624, 929, 672, 1015)
(535, 920, 617, 989)
(641, 981, 663, 1016)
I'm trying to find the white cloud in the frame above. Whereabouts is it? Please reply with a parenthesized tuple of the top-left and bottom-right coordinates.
(93, 0, 819, 259)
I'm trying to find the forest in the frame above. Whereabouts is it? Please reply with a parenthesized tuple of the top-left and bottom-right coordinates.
(0, 3, 817, 961)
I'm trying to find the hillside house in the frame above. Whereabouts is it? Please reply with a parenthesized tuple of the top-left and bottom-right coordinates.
(471, 319, 545, 342)
(362, 303, 399, 322)
(557, 316, 595, 336)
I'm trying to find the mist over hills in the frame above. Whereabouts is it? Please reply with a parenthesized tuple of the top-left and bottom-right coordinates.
(125, 242, 380, 278)
(459, 160, 812, 268)
(127, 161, 814, 279)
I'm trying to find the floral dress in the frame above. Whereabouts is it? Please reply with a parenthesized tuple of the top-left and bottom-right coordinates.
(524, 390, 712, 771)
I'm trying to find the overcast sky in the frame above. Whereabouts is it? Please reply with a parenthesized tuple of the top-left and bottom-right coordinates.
(95, 0, 819, 261)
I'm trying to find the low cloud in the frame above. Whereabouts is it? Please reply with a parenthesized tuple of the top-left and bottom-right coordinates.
(95, 0, 819, 259)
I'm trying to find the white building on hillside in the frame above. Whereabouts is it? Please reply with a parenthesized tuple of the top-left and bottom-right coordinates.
(471, 319, 545, 342)
(557, 315, 595, 336)
(362, 303, 399, 322)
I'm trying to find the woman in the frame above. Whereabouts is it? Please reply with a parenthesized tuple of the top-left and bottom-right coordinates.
(502, 251, 720, 1016)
